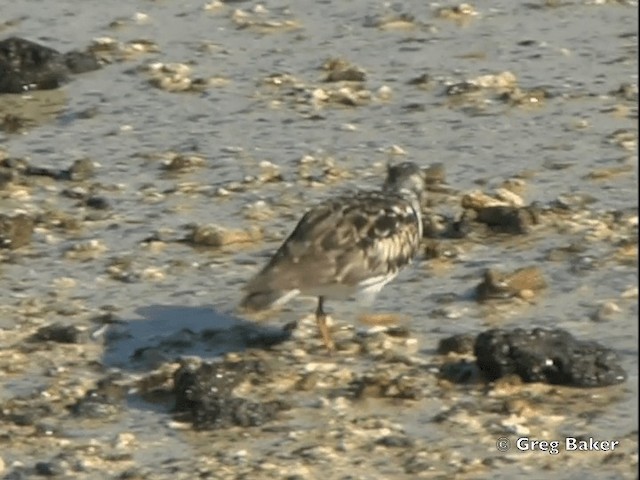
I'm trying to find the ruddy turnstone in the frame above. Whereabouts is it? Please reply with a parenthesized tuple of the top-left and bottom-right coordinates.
(240, 162, 425, 351)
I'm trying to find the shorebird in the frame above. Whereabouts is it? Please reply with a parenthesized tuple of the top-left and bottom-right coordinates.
(240, 162, 425, 352)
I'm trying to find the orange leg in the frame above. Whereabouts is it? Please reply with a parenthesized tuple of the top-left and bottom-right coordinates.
(315, 296, 335, 353)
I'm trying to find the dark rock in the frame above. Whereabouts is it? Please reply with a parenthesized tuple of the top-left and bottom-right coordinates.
(0, 155, 30, 172)
(407, 73, 433, 86)
(19, 157, 95, 181)
(437, 334, 475, 355)
(422, 212, 470, 240)
(610, 82, 638, 101)
(323, 58, 366, 82)
(35, 460, 65, 477)
(62, 50, 100, 74)
(401, 103, 425, 112)
(1, 400, 54, 426)
(350, 369, 422, 399)
(68, 375, 126, 418)
(173, 359, 287, 429)
(475, 266, 547, 302)
(119, 467, 152, 479)
(474, 328, 627, 387)
(31, 323, 86, 343)
(85, 195, 111, 210)
(438, 359, 478, 384)
(445, 81, 481, 96)
(0, 36, 67, 93)
(0, 213, 34, 249)
(66, 158, 96, 180)
(325, 66, 366, 82)
(553, 193, 598, 210)
(3, 466, 29, 480)
(375, 435, 415, 448)
(0, 37, 100, 94)
(0, 167, 16, 187)
(468, 204, 540, 234)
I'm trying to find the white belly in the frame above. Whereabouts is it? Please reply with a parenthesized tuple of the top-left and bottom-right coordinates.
(301, 273, 397, 305)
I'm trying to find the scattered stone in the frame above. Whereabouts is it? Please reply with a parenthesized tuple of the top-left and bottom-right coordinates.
(474, 328, 627, 387)
(0, 36, 100, 93)
(375, 85, 393, 100)
(63, 239, 108, 260)
(499, 87, 550, 106)
(7, 157, 96, 181)
(68, 375, 127, 418)
(31, 323, 87, 343)
(407, 72, 435, 89)
(375, 435, 415, 448)
(105, 256, 140, 283)
(66, 158, 96, 181)
(553, 192, 598, 210)
(475, 266, 547, 301)
(112, 432, 137, 450)
(85, 195, 111, 210)
(230, 8, 302, 33)
(88, 36, 160, 63)
(350, 368, 423, 399)
(185, 223, 262, 247)
(161, 153, 206, 171)
(322, 58, 366, 82)
(464, 204, 540, 234)
(34, 460, 66, 477)
(363, 13, 419, 30)
(437, 334, 475, 355)
(447, 71, 517, 97)
(435, 3, 478, 21)
(446, 81, 481, 96)
(605, 128, 637, 151)
(461, 190, 520, 210)
(545, 242, 588, 262)
(243, 200, 275, 221)
(592, 301, 622, 322)
(610, 82, 638, 102)
(470, 71, 517, 89)
(0, 213, 34, 249)
(584, 164, 634, 180)
(144, 62, 213, 92)
(423, 212, 471, 240)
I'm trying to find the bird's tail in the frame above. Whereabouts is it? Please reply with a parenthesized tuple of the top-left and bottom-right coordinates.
(239, 288, 300, 312)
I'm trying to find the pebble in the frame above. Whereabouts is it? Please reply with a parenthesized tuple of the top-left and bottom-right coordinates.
(113, 432, 137, 449)
(593, 301, 622, 322)
(187, 224, 263, 247)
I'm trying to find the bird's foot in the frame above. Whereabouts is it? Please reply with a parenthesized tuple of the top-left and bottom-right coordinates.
(316, 314, 336, 354)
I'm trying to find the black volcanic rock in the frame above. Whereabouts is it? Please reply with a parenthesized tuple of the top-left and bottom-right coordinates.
(473, 328, 627, 388)
(173, 359, 288, 429)
(0, 36, 100, 93)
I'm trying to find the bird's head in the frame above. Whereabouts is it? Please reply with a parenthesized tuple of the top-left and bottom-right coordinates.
(382, 162, 426, 201)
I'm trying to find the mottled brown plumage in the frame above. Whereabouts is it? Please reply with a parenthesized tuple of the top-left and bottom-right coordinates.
(240, 162, 425, 351)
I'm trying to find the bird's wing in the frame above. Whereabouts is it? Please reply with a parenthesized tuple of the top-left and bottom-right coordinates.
(245, 191, 422, 293)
